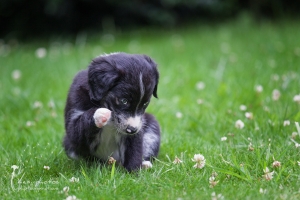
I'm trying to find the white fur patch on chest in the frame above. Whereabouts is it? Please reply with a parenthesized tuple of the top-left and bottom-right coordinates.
(92, 124, 124, 163)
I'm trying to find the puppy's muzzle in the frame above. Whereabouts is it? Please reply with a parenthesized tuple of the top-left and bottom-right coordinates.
(126, 125, 138, 134)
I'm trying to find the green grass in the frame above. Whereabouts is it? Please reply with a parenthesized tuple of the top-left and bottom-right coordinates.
(1, 17, 300, 199)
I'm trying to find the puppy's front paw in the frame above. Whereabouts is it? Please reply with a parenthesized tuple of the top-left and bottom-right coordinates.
(142, 161, 153, 169)
(93, 108, 111, 128)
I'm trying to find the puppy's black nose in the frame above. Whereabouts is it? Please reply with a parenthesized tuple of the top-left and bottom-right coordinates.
(126, 126, 138, 134)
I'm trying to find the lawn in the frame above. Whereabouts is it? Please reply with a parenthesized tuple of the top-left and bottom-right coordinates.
(1, 17, 300, 199)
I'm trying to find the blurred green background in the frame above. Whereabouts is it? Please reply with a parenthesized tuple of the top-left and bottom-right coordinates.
(1, 0, 300, 39)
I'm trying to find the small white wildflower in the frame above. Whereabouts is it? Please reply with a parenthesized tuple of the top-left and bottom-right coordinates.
(295, 143, 300, 148)
(255, 85, 263, 93)
(11, 165, 19, 170)
(283, 120, 290, 126)
(293, 94, 300, 104)
(196, 99, 204, 104)
(48, 100, 55, 109)
(211, 192, 224, 200)
(292, 132, 298, 139)
(108, 157, 116, 165)
(259, 188, 267, 194)
(192, 154, 206, 169)
(35, 47, 47, 58)
(63, 186, 69, 193)
(175, 112, 182, 118)
(69, 177, 79, 183)
(33, 101, 43, 109)
(221, 136, 227, 141)
(43, 166, 50, 170)
(66, 195, 77, 200)
(235, 119, 244, 129)
(297, 161, 300, 166)
(272, 89, 281, 101)
(209, 176, 219, 188)
(26, 121, 35, 127)
(245, 112, 253, 120)
(272, 161, 281, 168)
(263, 167, 274, 181)
(12, 70, 21, 81)
(196, 81, 205, 90)
(173, 156, 183, 164)
(248, 142, 254, 151)
(239, 105, 247, 111)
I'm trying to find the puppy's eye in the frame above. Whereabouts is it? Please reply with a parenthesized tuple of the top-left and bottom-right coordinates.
(143, 101, 149, 107)
(120, 98, 128, 105)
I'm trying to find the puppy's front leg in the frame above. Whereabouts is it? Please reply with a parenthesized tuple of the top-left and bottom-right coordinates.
(93, 108, 111, 128)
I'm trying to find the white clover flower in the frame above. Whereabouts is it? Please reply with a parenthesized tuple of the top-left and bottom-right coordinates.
(211, 192, 224, 200)
(259, 188, 267, 194)
(245, 112, 253, 120)
(12, 70, 21, 81)
(272, 161, 281, 168)
(272, 89, 281, 101)
(108, 157, 116, 165)
(291, 132, 298, 139)
(33, 101, 43, 109)
(26, 121, 35, 127)
(239, 105, 247, 111)
(196, 81, 205, 90)
(43, 166, 50, 170)
(192, 154, 206, 169)
(35, 47, 47, 58)
(283, 120, 290, 126)
(221, 136, 227, 141)
(235, 119, 244, 129)
(293, 94, 300, 104)
(263, 167, 274, 181)
(297, 161, 300, 166)
(66, 195, 77, 200)
(173, 156, 183, 164)
(196, 99, 204, 104)
(69, 177, 79, 183)
(175, 112, 182, 119)
(255, 85, 263, 93)
(63, 186, 69, 193)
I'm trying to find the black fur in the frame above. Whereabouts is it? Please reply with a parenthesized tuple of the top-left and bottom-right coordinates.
(63, 53, 160, 171)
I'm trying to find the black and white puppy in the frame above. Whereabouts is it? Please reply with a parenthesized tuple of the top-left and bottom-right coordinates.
(63, 52, 160, 171)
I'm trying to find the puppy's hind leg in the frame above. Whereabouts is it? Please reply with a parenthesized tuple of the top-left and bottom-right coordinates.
(142, 114, 161, 168)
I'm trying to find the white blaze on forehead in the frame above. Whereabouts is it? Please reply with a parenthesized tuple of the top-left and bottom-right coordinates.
(136, 73, 145, 113)
(127, 116, 142, 130)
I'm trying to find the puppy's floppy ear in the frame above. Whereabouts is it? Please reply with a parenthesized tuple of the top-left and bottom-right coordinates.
(88, 57, 121, 101)
(143, 55, 159, 98)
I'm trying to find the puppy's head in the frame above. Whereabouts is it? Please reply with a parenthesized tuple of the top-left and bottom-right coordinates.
(88, 53, 159, 135)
